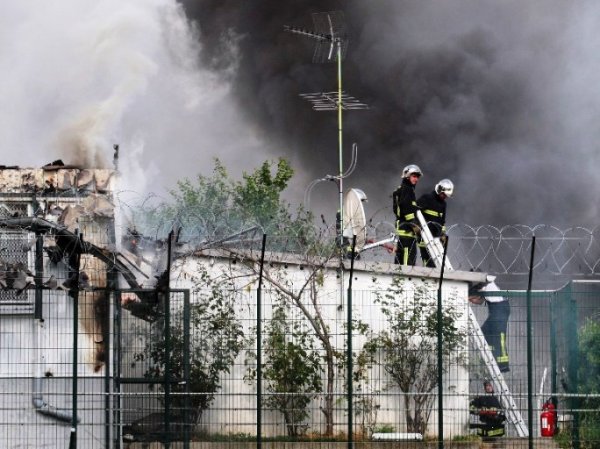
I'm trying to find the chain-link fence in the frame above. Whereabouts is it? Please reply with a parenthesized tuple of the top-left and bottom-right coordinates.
(1, 279, 598, 449)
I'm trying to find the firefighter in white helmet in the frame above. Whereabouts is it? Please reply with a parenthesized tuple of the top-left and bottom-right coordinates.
(417, 179, 453, 267)
(392, 164, 422, 265)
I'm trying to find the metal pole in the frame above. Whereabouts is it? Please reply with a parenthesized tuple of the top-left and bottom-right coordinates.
(104, 288, 112, 449)
(565, 282, 580, 449)
(336, 39, 346, 314)
(114, 289, 123, 449)
(526, 236, 536, 449)
(550, 291, 557, 408)
(183, 290, 191, 449)
(69, 233, 82, 449)
(257, 234, 267, 449)
(347, 235, 357, 449)
(437, 237, 449, 449)
(337, 39, 344, 249)
(106, 210, 119, 449)
(164, 230, 174, 449)
(106, 258, 118, 449)
(34, 232, 43, 319)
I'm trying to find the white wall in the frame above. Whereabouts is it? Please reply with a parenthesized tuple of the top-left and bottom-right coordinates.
(172, 254, 478, 438)
(0, 289, 108, 449)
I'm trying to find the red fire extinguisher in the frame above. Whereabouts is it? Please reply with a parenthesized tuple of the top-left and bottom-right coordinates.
(541, 399, 557, 437)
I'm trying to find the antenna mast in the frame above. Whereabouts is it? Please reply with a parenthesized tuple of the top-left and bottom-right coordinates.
(285, 11, 368, 248)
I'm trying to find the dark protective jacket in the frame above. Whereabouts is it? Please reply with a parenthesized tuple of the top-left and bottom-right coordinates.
(417, 190, 446, 237)
(392, 178, 418, 237)
(470, 394, 505, 425)
(471, 394, 502, 410)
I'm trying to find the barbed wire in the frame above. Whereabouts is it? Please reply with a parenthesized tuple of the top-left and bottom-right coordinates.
(1, 188, 600, 278)
(446, 223, 600, 276)
(113, 191, 600, 276)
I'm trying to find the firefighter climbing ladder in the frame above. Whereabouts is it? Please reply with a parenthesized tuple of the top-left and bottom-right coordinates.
(416, 210, 529, 437)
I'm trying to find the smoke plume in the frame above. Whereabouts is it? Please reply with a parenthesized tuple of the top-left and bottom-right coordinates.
(1, 1, 599, 226)
(0, 0, 270, 194)
(178, 0, 600, 226)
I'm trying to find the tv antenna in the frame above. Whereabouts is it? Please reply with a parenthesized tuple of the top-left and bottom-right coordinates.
(284, 11, 368, 248)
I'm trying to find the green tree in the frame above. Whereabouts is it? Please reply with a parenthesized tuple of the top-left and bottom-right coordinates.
(246, 300, 322, 436)
(233, 159, 294, 229)
(135, 265, 245, 424)
(131, 158, 340, 436)
(238, 259, 342, 437)
(577, 317, 600, 448)
(174, 160, 341, 436)
(337, 319, 380, 439)
(129, 158, 300, 244)
(366, 277, 466, 436)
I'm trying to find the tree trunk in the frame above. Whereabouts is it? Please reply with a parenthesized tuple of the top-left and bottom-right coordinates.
(283, 409, 297, 436)
(322, 352, 335, 436)
(404, 394, 416, 433)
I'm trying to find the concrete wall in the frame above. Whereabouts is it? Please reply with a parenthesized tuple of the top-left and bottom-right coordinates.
(167, 254, 484, 439)
(0, 292, 109, 449)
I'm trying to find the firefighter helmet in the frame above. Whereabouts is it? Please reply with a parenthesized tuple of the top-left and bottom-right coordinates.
(435, 179, 454, 198)
(483, 379, 494, 392)
(402, 164, 422, 178)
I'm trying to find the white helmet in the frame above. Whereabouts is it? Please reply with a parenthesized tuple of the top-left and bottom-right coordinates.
(402, 164, 422, 178)
(435, 179, 454, 198)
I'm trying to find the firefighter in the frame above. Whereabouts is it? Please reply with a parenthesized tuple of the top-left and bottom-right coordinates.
(471, 380, 502, 410)
(469, 280, 511, 372)
(417, 179, 453, 267)
(470, 380, 506, 438)
(392, 164, 422, 265)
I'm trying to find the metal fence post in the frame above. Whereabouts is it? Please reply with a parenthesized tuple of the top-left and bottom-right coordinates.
(347, 236, 357, 449)
(34, 232, 43, 319)
(257, 234, 267, 449)
(164, 230, 174, 448)
(565, 282, 580, 449)
(526, 236, 536, 449)
(114, 291, 123, 449)
(183, 290, 191, 449)
(550, 291, 557, 409)
(69, 232, 82, 449)
(106, 263, 119, 449)
(437, 236, 449, 449)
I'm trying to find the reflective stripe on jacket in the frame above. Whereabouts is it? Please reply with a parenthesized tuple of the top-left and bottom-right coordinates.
(416, 190, 447, 238)
(393, 178, 418, 237)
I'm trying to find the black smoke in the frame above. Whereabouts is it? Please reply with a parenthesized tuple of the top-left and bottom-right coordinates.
(177, 0, 598, 227)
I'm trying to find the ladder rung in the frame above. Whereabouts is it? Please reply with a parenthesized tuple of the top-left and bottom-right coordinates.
(417, 210, 529, 437)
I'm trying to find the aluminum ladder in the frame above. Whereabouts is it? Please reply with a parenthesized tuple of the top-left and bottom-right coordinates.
(417, 210, 529, 437)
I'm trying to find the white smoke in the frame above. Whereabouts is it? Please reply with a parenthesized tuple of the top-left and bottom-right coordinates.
(0, 0, 270, 195)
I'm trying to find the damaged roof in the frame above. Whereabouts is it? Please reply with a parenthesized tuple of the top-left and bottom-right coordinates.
(0, 161, 115, 194)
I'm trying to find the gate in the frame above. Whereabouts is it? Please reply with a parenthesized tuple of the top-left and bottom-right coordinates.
(113, 288, 191, 448)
